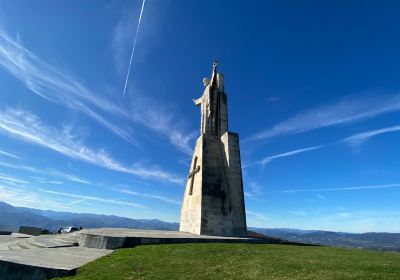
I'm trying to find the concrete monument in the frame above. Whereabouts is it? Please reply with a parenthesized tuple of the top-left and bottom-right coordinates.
(180, 61, 247, 237)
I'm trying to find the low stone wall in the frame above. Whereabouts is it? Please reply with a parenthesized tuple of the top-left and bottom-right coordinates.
(18, 226, 42, 236)
(80, 233, 125, 250)
(79, 229, 289, 250)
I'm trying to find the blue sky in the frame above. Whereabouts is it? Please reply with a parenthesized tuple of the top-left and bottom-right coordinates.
(0, 1, 400, 233)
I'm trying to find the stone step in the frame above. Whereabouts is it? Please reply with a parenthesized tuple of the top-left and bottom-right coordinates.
(4, 235, 80, 251)
(7, 243, 22, 250)
(5, 239, 38, 250)
(54, 238, 77, 244)
(52, 235, 80, 246)
(30, 237, 78, 248)
(16, 242, 31, 250)
(56, 235, 80, 243)
(25, 239, 47, 249)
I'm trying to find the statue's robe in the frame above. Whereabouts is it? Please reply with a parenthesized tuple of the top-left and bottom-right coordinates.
(194, 70, 218, 135)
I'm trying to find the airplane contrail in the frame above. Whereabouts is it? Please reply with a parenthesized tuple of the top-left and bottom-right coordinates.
(122, 0, 146, 96)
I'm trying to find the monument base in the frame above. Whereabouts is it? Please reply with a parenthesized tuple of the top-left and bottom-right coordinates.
(180, 132, 247, 237)
(79, 228, 279, 250)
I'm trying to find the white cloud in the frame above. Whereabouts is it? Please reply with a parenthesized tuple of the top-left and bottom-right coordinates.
(0, 108, 183, 184)
(40, 189, 147, 209)
(130, 98, 197, 155)
(48, 170, 92, 185)
(0, 173, 27, 185)
(0, 184, 69, 210)
(116, 188, 180, 205)
(0, 157, 182, 206)
(246, 210, 270, 227)
(0, 160, 92, 185)
(0, 30, 138, 146)
(343, 125, 400, 146)
(247, 93, 400, 141)
(248, 182, 264, 195)
(244, 192, 253, 198)
(246, 210, 270, 222)
(47, 180, 64, 185)
(0, 149, 22, 159)
(67, 198, 86, 206)
(0, 30, 195, 154)
(29, 176, 64, 185)
(279, 183, 400, 193)
(250, 145, 324, 167)
(0, 161, 40, 173)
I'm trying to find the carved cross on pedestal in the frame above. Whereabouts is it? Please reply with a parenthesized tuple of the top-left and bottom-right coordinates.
(188, 156, 200, 195)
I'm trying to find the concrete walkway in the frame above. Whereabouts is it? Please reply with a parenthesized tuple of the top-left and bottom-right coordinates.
(0, 232, 111, 280)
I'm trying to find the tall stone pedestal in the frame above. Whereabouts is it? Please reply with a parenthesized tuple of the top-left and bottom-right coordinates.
(180, 62, 247, 237)
(179, 132, 247, 237)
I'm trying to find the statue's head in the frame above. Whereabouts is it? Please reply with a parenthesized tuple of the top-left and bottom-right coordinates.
(203, 78, 210, 87)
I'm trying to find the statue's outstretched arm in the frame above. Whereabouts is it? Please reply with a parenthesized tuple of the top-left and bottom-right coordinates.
(193, 97, 202, 106)
(210, 61, 218, 88)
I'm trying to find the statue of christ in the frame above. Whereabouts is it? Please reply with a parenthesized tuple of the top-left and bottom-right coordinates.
(193, 61, 219, 135)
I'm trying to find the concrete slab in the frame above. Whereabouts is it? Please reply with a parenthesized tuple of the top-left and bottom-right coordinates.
(81, 228, 254, 239)
(0, 231, 112, 280)
(0, 247, 111, 269)
(0, 232, 80, 251)
(0, 247, 111, 280)
(80, 228, 285, 249)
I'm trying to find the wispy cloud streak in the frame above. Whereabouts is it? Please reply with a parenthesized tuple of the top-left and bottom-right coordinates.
(40, 189, 146, 209)
(343, 125, 400, 146)
(0, 161, 90, 185)
(0, 157, 181, 205)
(131, 98, 196, 155)
(0, 30, 137, 145)
(247, 93, 400, 141)
(278, 183, 400, 193)
(0, 29, 196, 154)
(117, 188, 180, 205)
(248, 182, 264, 195)
(122, 0, 146, 96)
(246, 210, 270, 222)
(0, 149, 22, 159)
(0, 173, 27, 185)
(0, 184, 69, 210)
(0, 108, 183, 184)
(0, 161, 40, 173)
(248, 145, 323, 167)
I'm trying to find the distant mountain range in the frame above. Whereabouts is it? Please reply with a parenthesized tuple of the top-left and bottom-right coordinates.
(250, 228, 400, 252)
(0, 201, 179, 232)
(1, 201, 399, 252)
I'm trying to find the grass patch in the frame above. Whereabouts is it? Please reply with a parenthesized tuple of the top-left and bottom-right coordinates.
(61, 243, 400, 279)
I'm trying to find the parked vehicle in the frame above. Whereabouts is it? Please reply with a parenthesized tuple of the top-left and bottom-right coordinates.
(61, 226, 79, 234)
